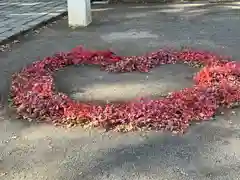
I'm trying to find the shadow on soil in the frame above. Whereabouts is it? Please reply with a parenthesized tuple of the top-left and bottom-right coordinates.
(60, 116, 240, 179)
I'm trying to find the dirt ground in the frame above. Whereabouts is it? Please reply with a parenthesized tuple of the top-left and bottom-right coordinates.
(1, 2, 240, 180)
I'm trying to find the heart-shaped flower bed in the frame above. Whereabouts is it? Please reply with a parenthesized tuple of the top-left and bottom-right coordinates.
(10, 46, 240, 133)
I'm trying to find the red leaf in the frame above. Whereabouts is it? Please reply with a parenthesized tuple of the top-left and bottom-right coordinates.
(10, 46, 240, 134)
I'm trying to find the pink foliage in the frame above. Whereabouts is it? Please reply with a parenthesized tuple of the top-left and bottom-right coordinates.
(10, 46, 240, 133)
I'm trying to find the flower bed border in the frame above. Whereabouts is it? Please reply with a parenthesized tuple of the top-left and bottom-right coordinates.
(10, 46, 240, 133)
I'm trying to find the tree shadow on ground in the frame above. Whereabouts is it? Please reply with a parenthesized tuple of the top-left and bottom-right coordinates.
(59, 117, 240, 180)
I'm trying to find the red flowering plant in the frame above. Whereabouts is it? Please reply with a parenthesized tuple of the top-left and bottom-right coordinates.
(10, 46, 240, 133)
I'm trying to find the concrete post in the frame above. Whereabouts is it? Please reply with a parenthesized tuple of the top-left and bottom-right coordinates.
(67, 0, 92, 27)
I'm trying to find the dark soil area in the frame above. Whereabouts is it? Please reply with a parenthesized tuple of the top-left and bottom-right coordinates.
(54, 63, 198, 104)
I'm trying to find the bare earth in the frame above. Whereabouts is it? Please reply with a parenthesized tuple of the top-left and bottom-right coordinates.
(1, 2, 240, 180)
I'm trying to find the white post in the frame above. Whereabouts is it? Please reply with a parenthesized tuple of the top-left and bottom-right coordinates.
(67, 0, 92, 27)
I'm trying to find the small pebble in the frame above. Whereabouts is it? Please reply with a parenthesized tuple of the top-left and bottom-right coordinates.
(0, 172, 7, 176)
